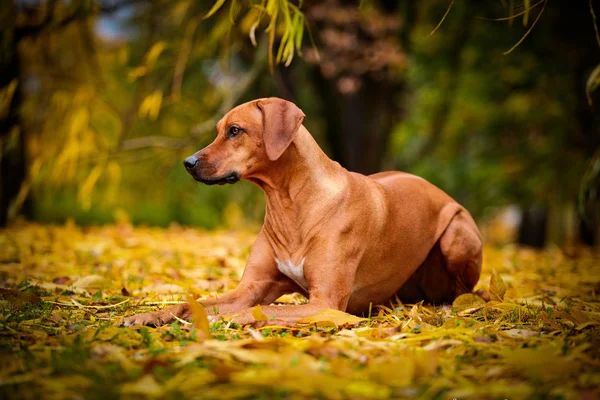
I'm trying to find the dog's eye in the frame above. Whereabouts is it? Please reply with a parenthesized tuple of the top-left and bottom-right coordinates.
(228, 126, 241, 138)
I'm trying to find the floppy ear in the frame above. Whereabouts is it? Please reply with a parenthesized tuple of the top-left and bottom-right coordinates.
(257, 98, 306, 161)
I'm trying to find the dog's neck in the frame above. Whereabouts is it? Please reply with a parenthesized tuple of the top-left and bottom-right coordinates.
(249, 126, 344, 201)
(248, 126, 346, 252)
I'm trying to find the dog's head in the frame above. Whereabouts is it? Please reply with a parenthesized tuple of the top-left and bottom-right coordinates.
(184, 97, 305, 185)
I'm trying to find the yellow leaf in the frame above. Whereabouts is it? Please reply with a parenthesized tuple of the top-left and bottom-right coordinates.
(452, 293, 486, 308)
(72, 275, 107, 289)
(127, 66, 147, 82)
(489, 269, 507, 301)
(298, 309, 365, 326)
(0, 79, 18, 119)
(500, 345, 581, 381)
(187, 295, 212, 340)
(69, 108, 89, 138)
(145, 41, 166, 70)
(78, 163, 105, 210)
(138, 90, 163, 120)
(121, 374, 164, 397)
(408, 305, 422, 322)
(251, 305, 269, 322)
(203, 0, 228, 19)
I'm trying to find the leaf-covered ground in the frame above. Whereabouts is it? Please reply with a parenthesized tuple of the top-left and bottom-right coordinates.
(0, 222, 599, 399)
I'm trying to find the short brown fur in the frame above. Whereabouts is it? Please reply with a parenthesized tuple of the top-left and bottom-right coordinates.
(124, 98, 483, 327)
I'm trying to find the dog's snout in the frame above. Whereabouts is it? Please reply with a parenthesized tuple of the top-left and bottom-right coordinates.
(183, 155, 199, 170)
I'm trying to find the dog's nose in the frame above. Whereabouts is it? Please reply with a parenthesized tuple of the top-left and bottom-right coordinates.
(183, 155, 199, 170)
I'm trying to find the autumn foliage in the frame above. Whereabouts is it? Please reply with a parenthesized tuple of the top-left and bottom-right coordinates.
(1, 222, 599, 399)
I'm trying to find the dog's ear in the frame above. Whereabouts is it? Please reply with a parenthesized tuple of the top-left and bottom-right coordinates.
(257, 98, 306, 161)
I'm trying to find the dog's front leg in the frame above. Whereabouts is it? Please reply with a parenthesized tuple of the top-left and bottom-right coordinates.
(227, 257, 359, 326)
(122, 231, 294, 327)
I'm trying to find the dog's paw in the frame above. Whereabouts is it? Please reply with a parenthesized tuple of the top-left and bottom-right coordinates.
(120, 304, 190, 327)
(120, 311, 168, 327)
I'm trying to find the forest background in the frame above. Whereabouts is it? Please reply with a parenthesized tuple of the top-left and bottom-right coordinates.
(1, 0, 600, 248)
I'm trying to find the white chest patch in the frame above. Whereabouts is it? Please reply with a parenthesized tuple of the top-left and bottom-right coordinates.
(275, 257, 308, 291)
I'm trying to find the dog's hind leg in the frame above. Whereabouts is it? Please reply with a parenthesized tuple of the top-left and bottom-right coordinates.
(396, 209, 483, 305)
(438, 209, 483, 299)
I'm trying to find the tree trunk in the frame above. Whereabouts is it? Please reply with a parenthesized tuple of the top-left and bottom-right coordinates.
(0, 3, 27, 227)
(316, 76, 397, 174)
(517, 205, 548, 248)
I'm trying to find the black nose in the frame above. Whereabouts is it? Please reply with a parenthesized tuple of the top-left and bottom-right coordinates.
(183, 156, 198, 170)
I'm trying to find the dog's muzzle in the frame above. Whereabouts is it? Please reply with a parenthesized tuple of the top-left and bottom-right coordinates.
(183, 155, 199, 171)
(195, 172, 240, 185)
(183, 155, 240, 185)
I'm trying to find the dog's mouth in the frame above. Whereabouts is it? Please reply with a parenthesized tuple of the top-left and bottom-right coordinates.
(192, 172, 240, 186)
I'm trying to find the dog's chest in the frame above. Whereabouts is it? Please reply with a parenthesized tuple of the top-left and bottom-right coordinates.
(275, 257, 307, 291)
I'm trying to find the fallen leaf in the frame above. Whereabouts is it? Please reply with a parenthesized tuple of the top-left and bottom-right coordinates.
(72, 275, 106, 289)
(251, 305, 269, 322)
(489, 269, 506, 301)
(246, 327, 264, 341)
(52, 276, 72, 285)
(121, 374, 164, 397)
(298, 309, 365, 327)
(576, 321, 600, 330)
(500, 345, 581, 381)
(138, 283, 185, 294)
(423, 339, 463, 351)
(187, 295, 211, 339)
(502, 329, 539, 338)
(408, 305, 422, 322)
(452, 293, 486, 308)
(2, 223, 599, 399)
(0, 288, 41, 308)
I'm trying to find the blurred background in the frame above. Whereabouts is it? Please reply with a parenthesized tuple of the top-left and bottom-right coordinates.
(1, 0, 599, 248)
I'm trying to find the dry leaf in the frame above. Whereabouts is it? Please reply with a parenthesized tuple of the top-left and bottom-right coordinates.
(408, 305, 422, 322)
(489, 269, 506, 301)
(251, 305, 269, 322)
(187, 295, 211, 340)
(2, 223, 599, 399)
(72, 275, 106, 289)
(298, 309, 365, 327)
(0, 288, 41, 308)
(452, 293, 486, 308)
(502, 329, 539, 338)
(121, 374, 164, 397)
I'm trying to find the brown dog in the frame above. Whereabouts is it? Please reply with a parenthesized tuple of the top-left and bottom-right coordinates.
(123, 97, 482, 327)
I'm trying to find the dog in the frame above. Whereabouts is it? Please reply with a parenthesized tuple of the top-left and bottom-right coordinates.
(123, 97, 483, 327)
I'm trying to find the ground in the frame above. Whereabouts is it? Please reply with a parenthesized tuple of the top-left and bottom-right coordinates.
(0, 221, 599, 399)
